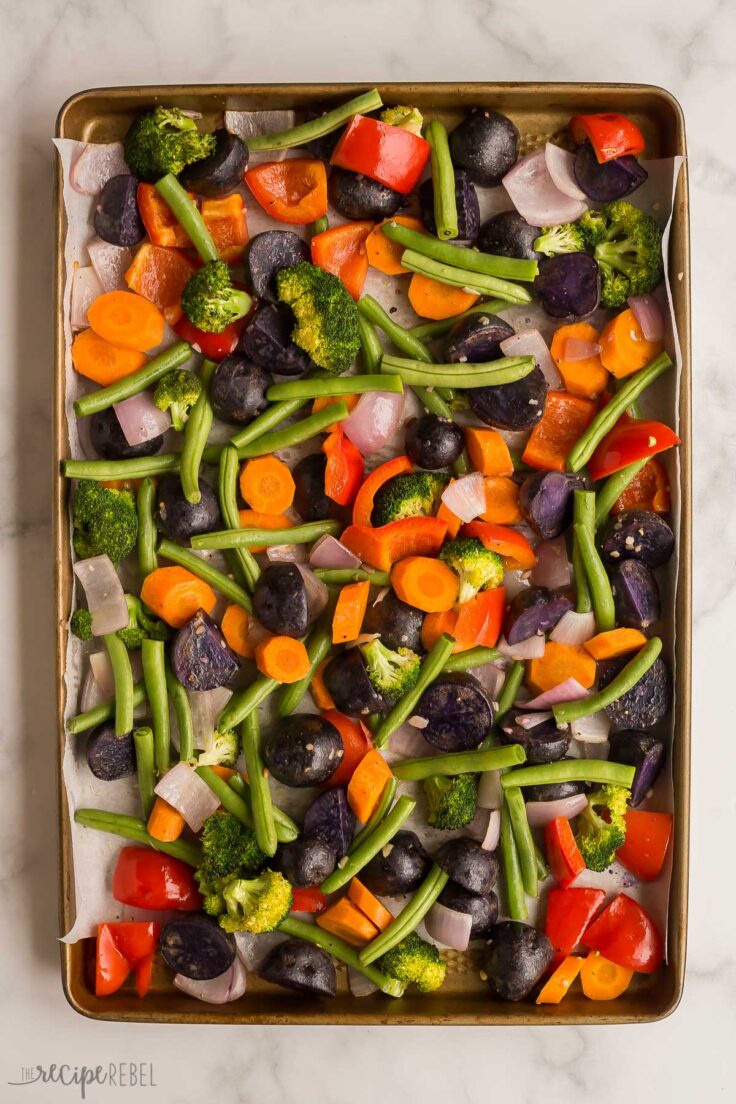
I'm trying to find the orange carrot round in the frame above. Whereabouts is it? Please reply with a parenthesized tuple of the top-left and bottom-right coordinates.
(527, 642, 597, 694)
(87, 290, 166, 352)
(239, 456, 295, 515)
(140, 566, 216, 628)
(598, 308, 663, 380)
(408, 272, 479, 320)
(391, 556, 459, 613)
(550, 322, 609, 398)
(255, 635, 310, 683)
(365, 216, 426, 275)
(221, 604, 253, 658)
(580, 952, 633, 1000)
(71, 328, 148, 386)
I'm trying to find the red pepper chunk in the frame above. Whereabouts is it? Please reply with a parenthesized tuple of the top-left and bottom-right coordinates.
(569, 113, 646, 163)
(96, 921, 159, 998)
(331, 116, 430, 195)
(112, 846, 202, 911)
(588, 419, 680, 481)
(173, 315, 246, 361)
(582, 893, 664, 974)
(321, 710, 372, 788)
(291, 887, 328, 914)
(545, 817, 586, 889)
(545, 887, 606, 964)
(322, 426, 365, 506)
(311, 221, 374, 300)
(616, 810, 673, 882)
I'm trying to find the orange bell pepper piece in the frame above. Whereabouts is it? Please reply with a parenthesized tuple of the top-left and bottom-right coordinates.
(311, 221, 374, 299)
(245, 158, 328, 225)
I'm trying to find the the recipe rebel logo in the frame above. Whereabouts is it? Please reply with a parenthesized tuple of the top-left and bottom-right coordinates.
(7, 1063, 157, 1099)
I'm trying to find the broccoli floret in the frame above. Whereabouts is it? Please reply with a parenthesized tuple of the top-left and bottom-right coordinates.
(424, 774, 478, 830)
(181, 260, 251, 334)
(439, 537, 505, 605)
(362, 639, 421, 701)
(197, 729, 240, 769)
(276, 262, 360, 375)
(70, 608, 93, 641)
(380, 105, 424, 136)
(378, 932, 446, 993)
(576, 784, 630, 872)
(153, 369, 202, 432)
(218, 870, 293, 934)
(124, 106, 216, 183)
(116, 594, 170, 650)
(372, 471, 450, 526)
(72, 479, 138, 563)
(195, 810, 268, 913)
(533, 223, 586, 257)
(578, 200, 663, 309)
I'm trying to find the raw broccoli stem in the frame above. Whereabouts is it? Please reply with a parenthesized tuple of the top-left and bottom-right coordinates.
(141, 638, 170, 776)
(63, 455, 181, 481)
(196, 765, 254, 828)
(594, 459, 649, 528)
(442, 645, 502, 673)
(500, 760, 636, 790)
(218, 444, 260, 591)
(358, 315, 384, 373)
(392, 744, 525, 781)
(409, 299, 509, 340)
(154, 173, 219, 263)
(136, 477, 158, 577)
(103, 631, 134, 736)
(504, 785, 538, 898)
(310, 215, 329, 236)
(230, 401, 351, 460)
(157, 539, 253, 613)
(381, 221, 539, 283)
(165, 661, 194, 763)
(246, 89, 383, 152)
(359, 863, 448, 966)
(277, 622, 332, 717)
(67, 681, 147, 734)
(217, 675, 279, 731)
(348, 777, 398, 854)
(311, 567, 391, 586)
(180, 359, 216, 505)
(278, 915, 403, 998)
(566, 352, 673, 472)
(191, 519, 340, 551)
(572, 490, 593, 614)
(500, 798, 528, 920)
(240, 711, 278, 857)
(74, 808, 202, 867)
(553, 637, 663, 725)
(228, 774, 299, 844)
(133, 727, 156, 819)
(425, 120, 459, 241)
(357, 295, 436, 363)
(320, 795, 416, 894)
(573, 490, 615, 631)
(380, 353, 536, 389)
(266, 374, 404, 401)
(401, 250, 533, 304)
(373, 634, 456, 749)
(73, 342, 192, 418)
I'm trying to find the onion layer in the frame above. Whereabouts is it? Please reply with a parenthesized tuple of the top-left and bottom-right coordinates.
(628, 294, 665, 342)
(154, 762, 221, 832)
(526, 793, 589, 827)
(550, 610, 596, 646)
(503, 148, 588, 227)
(477, 769, 504, 810)
(71, 142, 128, 195)
(467, 807, 502, 851)
(530, 537, 572, 589)
(343, 390, 405, 455)
(424, 902, 473, 952)
(295, 564, 329, 620)
(525, 678, 589, 710)
(113, 392, 171, 446)
(500, 329, 562, 389)
(544, 144, 588, 201)
(571, 710, 611, 744)
(71, 267, 103, 329)
(87, 237, 134, 292)
(441, 472, 486, 523)
(174, 957, 247, 1004)
(497, 634, 546, 661)
(73, 555, 129, 636)
(309, 534, 361, 570)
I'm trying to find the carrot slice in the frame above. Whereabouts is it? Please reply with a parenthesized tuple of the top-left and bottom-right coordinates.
(239, 456, 295, 515)
(201, 194, 249, 263)
(140, 567, 217, 629)
(352, 455, 413, 527)
(341, 517, 448, 572)
(391, 556, 459, 613)
(527, 642, 596, 694)
(599, 308, 663, 380)
(255, 636, 310, 683)
(147, 796, 185, 842)
(348, 878, 394, 931)
(316, 897, 380, 946)
(454, 587, 506, 648)
(332, 581, 370, 644)
(465, 427, 514, 477)
(612, 457, 670, 514)
(408, 272, 480, 320)
(87, 290, 166, 352)
(583, 628, 648, 661)
(480, 477, 523, 525)
(522, 391, 597, 473)
(125, 243, 198, 326)
(550, 322, 609, 398)
(347, 749, 393, 823)
(365, 216, 426, 275)
(311, 661, 336, 711)
(536, 956, 583, 1005)
(71, 329, 147, 386)
(461, 520, 537, 571)
(421, 610, 473, 653)
(221, 604, 253, 658)
(580, 952, 633, 1000)
(311, 221, 374, 299)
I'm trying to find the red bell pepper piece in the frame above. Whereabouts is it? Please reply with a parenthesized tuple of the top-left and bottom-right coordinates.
(569, 113, 646, 163)
(95, 921, 159, 998)
(331, 115, 430, 195)
(545, 887, 606, 964)
(291, 887, 328, 914)
(588, 419, 680, 481)
(173, 314, 246, 361)
(245, 158, 328, 225)
(582, 893, 664, 974)
(616, 810, 673, 882)
(112, 846, 202, 911)
(137, 183, 194, 249)
(545, 817, 586, 889)
(612, 457, 670, 514)
(311, 220, 374, 300)
(322, 426, 365, 506)
(454, 587, 506, 648)
(460, 521, 537, 571)
(321, 709, 372, 788)
(125, 243, 198, 326)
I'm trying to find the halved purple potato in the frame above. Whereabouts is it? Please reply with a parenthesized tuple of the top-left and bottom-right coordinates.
(95, 175, 145, 246)
(86, 723, 136, 780)
(436, 838, 498, 895)
(419, 169, 480, 240)
(439, 883, 499, 939)
(210, 355, 273, 425)
(363, 590, 425, 654)
(573, 140, 648, 202)
(449, 109, 520, 187)
(520, 470, 586, 539)
(274, 838, 336, 887)
(263, 714, 343, 787)
(468, 366, 549, 431)
(503, 587, 573, 644)
(302, 787, 355, 859)
(259, 938, 336, 997)
(477, 210, 541, 261)
(599, 655, 671, 729)
(253, 563, 310, 638)
(160, 914, 236, 980)
(322, 647, 388, 716)
(171, 609, 239, 692)
(610, 559, 661, 629)
(607, 730, 666, 807)
(534, 254, 600, 319)
(599, 510, 675, 568)
(245, 231, 310, 303)
(240, 303, 312, 378)
(499, 716, 571, 764)
(179, 129, 249, 196)
(414, 673, 494, 752)
(523, 771, 589, 803)
(483, 921, 553, 1001)
(328, 167, 403, 220)
(157, 474, 221, 543)
(360, 830, 431, 896)
(446, 312, 514, 364)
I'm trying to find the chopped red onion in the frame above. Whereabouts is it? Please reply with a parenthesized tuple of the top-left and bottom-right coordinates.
(234, 931, 287, 971)
(503, 148, 588, 227)
(345, 632, 380, 649)
(73, 555, 129, 636)
(526, 793, 589, 827)
(500, 329, 563, 389)
(477, 769, 504, 810)
(343, 390, 406, 455)
(628, 294, 665, 342)
(561, 336, 602, 362)
(372, 586, 390, 606)
(295, 564, 329, 620)
(502, 568, 532, 601)
(530, 537, 572, 589)
(571, 710, 611, 744)
(550, 610, 596, 646)
(187, 686, 233, 750)
(79, 668, 104, 713)
(89, 650, 115, 699)
(514, 710, 554, 730)
(467, 808, 502, 851)
(525, 678, 589, 710)
(113, 392, 171, 446)
(70, 267, 103, 329)
(87, 237, 134, 292)
(497, 634, 546, 660)
(266, 544, 307, 563)
(309, 534, 361, 570)
(441, 472, 486, 523)
(155, 762, 220, 832)
(469, 662, 506, 701)
(173, 956, 247, 1004)
(224, 109, 296, 141)
(383, 721, 429, 763)
(424, 902, 473, 952)
(348, 966, 378, 997)
(71, 142, 128, 195)
(544, 143, 588, 201)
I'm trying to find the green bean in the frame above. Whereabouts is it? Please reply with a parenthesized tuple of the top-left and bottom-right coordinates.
(348, 778, 398, 854)
(392, 744, 525, 781)
(501, 798, 527, 920)
(191, 519, 340, 551)
(196, 765, 254, 827)
(401, 250, 532, 303)
(226, 398, 309, 451)
(357, 296, 435, 362)
(573, 491, 615, 631)
(62, 454, 181, 481)
(103, 632, 134, 736)
(246, 89, 383, 152)
(141, 639, 170, 775)
(409, 299, 509, 341)
(267, 374, 403, 401)
(501, 759, 636, 790)
(616, 376, 644, 421)
(228, 774, 299, 844)
(73, 342, 192, 417)
(75, 808, 202, 866)
(425, 120, 458, 240)
(217, 675, 278, 731)
(566, 353, 673, 472)
(133, 727, 156, 819)
(442, 646, 501, 673)
(240, 711, 277, 857)
(504, 785, 538, 898)
(381, 221, 539, 283)
(68, 681, 147, 734)
(312, 567, 391, 587)
(594, 459, 649, 528)
(165, 662, 193, 763)
(452, 448, 470, 476)
(553, 636, 663, 725)
(136, 477, 158, 577)
(320, 795, 416, 894)
(180, 359, 216, 505)
(573, 489, 593, 613)
(310, 215, 329, 236)
(535, 841, 550, 881)
(277, 623, 332, 716)
(155, 173, 218, 262)
(278, 915, 403, 997)
(496, 661, 525, 725)
(233, 402, 350, 459)
(373, 634, 456, 749)
(381, 352, 535, 390)
(218, 444, 260, 590)
(157, 539, 253, 613)
(358, 315, 384, 373)
(359, 863, 448, 966)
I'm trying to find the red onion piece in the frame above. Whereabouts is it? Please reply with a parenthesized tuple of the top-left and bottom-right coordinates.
(266, 544, 307, 563)
(514, 710, 554, 730)
(502, 568, 532, 601)
(155, 762, 221, 832)
(234, 931, 287, 971)
(503, 148, 588, 227)
(477, 769, 504, 810)
(467, 807, 502, 851)
(561, 337, 602, 362)
(79, 668, 102, 714)
(500, 329, 562, 389)
(173, 956, 247, 1004)
(571, 710, 611, 744)
(441, 472, 485, 523)
(309, 534, 361, 570)
(530, 537, 572, 589)
(71, 142, 128, 195)
(544, 144, 588, 201)
(295, 564, 329, 621)
(348, 967, 379, 997)
(73, 555, 129, 636)
(224, 109, 296, 142)
(89, 650, 115, 699)
(526, 793, 589, 827)
(71, 267, 103, 329)
(497, 634, 546, 660)
(525, 678, 589, 710)
(113, 392, 171, 446)
(343, 390, 406, 455)
(87, 237, 134, 292)
(187, 687, 233, 750)
(424, 902, 473, 952)
(469, 662, 505, 702)
(628, 294, 664, 342)
(550, 610, 596, 646)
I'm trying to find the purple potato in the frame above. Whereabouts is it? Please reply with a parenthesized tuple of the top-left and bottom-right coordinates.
(157, 474, 221, 543)
(253, 563, 310, 638)
(534, 254, 600, 319)
(414, 673, 493, 752)
(292, 453, 351, 524)
(607, 730, 666, 807)
(240, 303, 312, 378)
(95, 175, 145, 246)
(171, 609, 239, 692)
(245, 231, 310, 303)
(260, 938, 336, 997)
(302, 787, 355, 858)
(322, 647, 388, 716)
(449, 109, 519, 187)
(262, 714, 343, 787)
(160, 914, 236, 980)
(274, 838, 336, 888)
(90, 407, 163, 460)
(363, 590, 425, 653)
(419, 169, 480, 240)
(483, 921, 553, 1001)
(179, 129, 249, 196)
(328, 167, 403, 220)
(86, 723, 136, 780)
(610, 559, 661, 629)
(360, 830, 431, 896)
(477, 210, 541, 261)
(439, 884, 499, 939)
(405, 414, 465, 471)
(523, 770, 589, 803)
(436, 838, 498, 895)
(520, 470, 586, 539)
(209, 355, 272, 425)
(599, 655, 671, 729)
(599, 510, 675, 568)
(573, 140, 648, 202)
(446, 312, 514, 364)
(503, 587, 573, 644)
(468, 366, 549, 432)
(499, 716, 571, 764)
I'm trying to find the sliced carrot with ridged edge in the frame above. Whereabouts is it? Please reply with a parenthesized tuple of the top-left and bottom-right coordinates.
(71, 329, 147, 386)
(391, 556, 459, 613)
(140, 567, 216, 629)
(255, 635, 310, 683)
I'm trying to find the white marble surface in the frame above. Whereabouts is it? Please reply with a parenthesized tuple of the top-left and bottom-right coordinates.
(0, 0, 734, 1100)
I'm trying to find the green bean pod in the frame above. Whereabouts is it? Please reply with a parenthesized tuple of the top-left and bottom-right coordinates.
(312, 567, 391, 586)
(133, 727, 156, 819)
(196, 765, 253, 828)
(359, 863, 449, 966)
(594, 459, 649, 528)
(73, 342, 192, 417)
(358, 315, 384, 373)
(217, 675, 279, 731)
(573, 489, 593, 614)
(218, 444, 260, 590)
(357, 295, 435, 362)
(504, 786, 538, 898)
(232, 402, 350, 459)
(240, 711, 278, 857)
(392, 744, 525, 781)
(67, 681, 147, 735)
(267, 374, 403, 401)
(157, 539, 253, 613)
(400, 250, 533, 303)
(180, 359, 216, 505)
(380, 353, 535, 389)
(191, 519, 340, 551)
(63, 455, 181, 482)
(228, 775, 299, 844)
(74, 809, 202, 867)
(155, 174, 219, 262)
(381, 221, 538, 283)
(573, 491, 615, 631)
(136, 477, 158, 577)
(553, 637, 663, 725)
(320, 795, 416, 894)
(500, 760, 636, 790)
(501, 798, 528, 920)
(425, 120, 459, 240)
(246, 90, 383, 152)
(165, 661, 194, 763)
(348, 777, 398, 854)
(103, 632, 134, 736)
(442, 646, 502, 673)
(141, 638, 170, 776)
